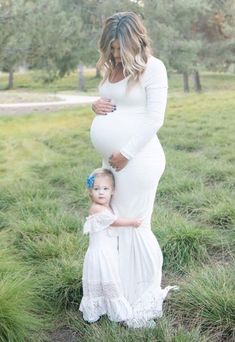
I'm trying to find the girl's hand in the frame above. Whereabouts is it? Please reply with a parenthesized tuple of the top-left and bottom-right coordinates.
(132, 219, 142, 228)
(109, 152, 128, 171)
(92, 98, 116, 115)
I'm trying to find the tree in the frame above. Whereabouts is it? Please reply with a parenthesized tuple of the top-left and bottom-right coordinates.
(0, 0, 32, 89)
(143, 0, 209, 92)
(27, 0, 81, 83)
(196, 0, 235, 71)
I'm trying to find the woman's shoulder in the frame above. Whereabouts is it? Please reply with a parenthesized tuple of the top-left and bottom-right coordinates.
(141, 55, 168, 86)
(145, 55, 167, 73)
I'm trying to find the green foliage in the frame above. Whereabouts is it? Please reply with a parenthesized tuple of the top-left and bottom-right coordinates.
(1, 0, 234, 91)
(28, 0, 82, 81)
(0, 0, 32, 73)
(143, 0, 207, 72)
(199, 0, 235, 70)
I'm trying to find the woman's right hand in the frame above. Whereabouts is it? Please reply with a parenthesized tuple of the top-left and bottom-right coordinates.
(92, 98, 116, 115)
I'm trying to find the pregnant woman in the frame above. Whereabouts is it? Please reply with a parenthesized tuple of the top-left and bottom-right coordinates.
(90, 12, 178, 328)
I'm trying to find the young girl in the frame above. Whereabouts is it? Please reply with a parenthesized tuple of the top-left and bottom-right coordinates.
(79, 168, 141, 323)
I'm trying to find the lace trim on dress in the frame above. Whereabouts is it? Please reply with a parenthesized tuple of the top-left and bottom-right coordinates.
(83, 281, 122, 299)
(83, 209, 117, 235)
(126, 285, 180, 328)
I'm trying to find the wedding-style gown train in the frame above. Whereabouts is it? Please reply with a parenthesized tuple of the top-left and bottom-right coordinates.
(90, 56, 178, 328)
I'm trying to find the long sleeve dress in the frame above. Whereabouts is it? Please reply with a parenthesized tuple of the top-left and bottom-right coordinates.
(90, 56, 178, 328)
(79, 209, 132, 323)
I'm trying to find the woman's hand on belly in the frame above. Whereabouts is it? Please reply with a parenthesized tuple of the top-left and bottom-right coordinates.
(109, 152, 129, 172)
(92, 98, 116, 115)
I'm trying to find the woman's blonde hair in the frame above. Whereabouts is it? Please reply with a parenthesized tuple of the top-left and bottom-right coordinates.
(96, 12, 152, 85)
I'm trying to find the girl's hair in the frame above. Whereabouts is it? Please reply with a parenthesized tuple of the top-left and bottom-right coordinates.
(96, 12, 152, 86)
(89, 168, 115, 188)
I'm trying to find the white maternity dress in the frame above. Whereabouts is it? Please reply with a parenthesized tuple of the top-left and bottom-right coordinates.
(79, 208, 132, 323)
(90, 56, 178, 328)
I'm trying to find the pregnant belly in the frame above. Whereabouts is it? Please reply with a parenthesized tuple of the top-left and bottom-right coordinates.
(90, 111, 142, 159)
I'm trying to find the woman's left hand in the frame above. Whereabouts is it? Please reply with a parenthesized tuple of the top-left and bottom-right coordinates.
(109, 152, 129, 172)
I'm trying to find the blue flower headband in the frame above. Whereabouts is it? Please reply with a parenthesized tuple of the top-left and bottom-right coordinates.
(86, 175, 95, 189)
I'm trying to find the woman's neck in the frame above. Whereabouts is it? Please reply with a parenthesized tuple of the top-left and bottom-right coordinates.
(109, 63, 125, 82)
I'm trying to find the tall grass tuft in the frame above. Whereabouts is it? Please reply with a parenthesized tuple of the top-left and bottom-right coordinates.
(40, 256, 84, 312)
(0, 269, 43, 342)
(203, 201, 235, 230)
(155, 211, 219, 273)
(168, 264, 235, 341)
(67, 311, 209, 342)
(14, 230, 86, 265)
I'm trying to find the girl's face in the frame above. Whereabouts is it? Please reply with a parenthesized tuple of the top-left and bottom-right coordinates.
(90, 176, 114, 207)
(110, 39, 121, 65)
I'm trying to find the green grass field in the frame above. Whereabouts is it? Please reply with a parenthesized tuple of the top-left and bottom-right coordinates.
(0, 72, 235, 341)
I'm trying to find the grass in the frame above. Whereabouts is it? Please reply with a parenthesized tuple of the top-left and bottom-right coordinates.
(155, 211, 220, 273)
(0, 247, 45, 342)
(0, 72, 234, 341)
(168, 264, 235, 340)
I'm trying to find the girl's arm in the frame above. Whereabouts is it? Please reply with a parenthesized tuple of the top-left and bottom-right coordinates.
(110, 218, 142, 228)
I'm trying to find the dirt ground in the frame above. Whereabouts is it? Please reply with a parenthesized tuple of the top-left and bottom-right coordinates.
(0, 91, 60, 104)
(0, 103, 84, 116)
(0, 90, 97, 116)
(47, 327, 81, 342)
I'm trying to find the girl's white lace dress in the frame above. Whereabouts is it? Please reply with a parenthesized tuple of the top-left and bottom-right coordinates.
(79, 209, 132, 323)
(90, 56, 178, 328)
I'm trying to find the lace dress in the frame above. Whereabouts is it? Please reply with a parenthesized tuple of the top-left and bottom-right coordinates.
(90, 56, 179, 328)
(79, 208, 132, 323)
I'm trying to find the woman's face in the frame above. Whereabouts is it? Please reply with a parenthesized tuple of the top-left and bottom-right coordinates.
(110, 39, 121, 65)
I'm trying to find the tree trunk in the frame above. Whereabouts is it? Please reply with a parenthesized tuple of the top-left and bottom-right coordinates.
(183, 72, 190, 92)
(78, 64, 85, 91)
(7, 69, 14, 89)
(96, 66, 101, 78)
(193, 70, 202, 92)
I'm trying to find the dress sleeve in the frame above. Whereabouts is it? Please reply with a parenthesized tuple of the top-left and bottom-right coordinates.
(120, 57, 168, 160)
(83, 209, 117, 235)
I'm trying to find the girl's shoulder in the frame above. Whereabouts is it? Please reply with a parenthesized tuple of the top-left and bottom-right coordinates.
(87, 204, 116, 222)
(89, 204, 110, 216)
(84, 207, 117, 235)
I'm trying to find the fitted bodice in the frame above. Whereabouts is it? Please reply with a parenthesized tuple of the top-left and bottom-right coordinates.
(90, 78, 147, 159)
(90, 56, 168, 161)
(100, 77, 146, 111)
